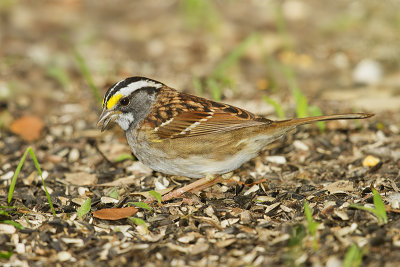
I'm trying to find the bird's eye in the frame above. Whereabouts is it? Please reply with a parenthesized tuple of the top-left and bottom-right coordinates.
(120, 97, 129, 106)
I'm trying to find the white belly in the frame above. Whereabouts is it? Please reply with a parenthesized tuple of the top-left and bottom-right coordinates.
(127, 132, 281, 179)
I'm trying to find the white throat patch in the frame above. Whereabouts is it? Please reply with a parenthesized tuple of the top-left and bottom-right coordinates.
(115, 113, 134, 131)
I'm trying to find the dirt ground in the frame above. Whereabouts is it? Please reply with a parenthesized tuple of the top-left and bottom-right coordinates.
(1, 1, 400, 266)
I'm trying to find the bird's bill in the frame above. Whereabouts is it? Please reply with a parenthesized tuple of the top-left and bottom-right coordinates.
(97, 109, 121, 132)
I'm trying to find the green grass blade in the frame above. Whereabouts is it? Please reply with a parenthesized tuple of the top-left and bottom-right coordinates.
(28, 148, 42, 176)
(129, 202, 152, 211)
(179, 0, 220, 30)
(262, 96, 285, 119)
(349, 204, 376, 214)
(372, 188, 388, 224)
(1, 220, 24, 230)
(28, 148, 56, 217)
(274, 4, 292, 51)
(343, 244, 363, 267)
(149, 190, 162, 204)
(304, 201, 319, 236)
(107, 187, 119, 200)
(287, 224, 307, 247)
(192, 77, 203, 96)
(278, 63, 309, 118)
(129, 217, 148, 233)
(211, 33, 259, 79)
(294, 90, 308, 118)
(8, 148, 30, 204)
(129, 217, 147, 227)
(73, 49, 102, 105)
(46, 65, 70, 89)
(206, 78, 222, 101)
(304, 201, 319, 250)
(0, 251, 13, 260)
(308, 105, 325, 132)
(114, 153, 135, 163)
(77, 198, 91, 220)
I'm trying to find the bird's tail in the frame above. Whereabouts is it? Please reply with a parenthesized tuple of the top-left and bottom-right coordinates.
(271, 113, 374, 128)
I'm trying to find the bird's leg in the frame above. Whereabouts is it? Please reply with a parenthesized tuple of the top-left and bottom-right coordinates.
(188, 172, 233, 193)
(161, 174, 230, 202)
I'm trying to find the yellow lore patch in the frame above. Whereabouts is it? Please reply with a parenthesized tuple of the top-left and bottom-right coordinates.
(106, 93, 122, 109)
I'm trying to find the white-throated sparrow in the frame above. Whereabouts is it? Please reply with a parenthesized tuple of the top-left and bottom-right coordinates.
(97, 76, 373, 201)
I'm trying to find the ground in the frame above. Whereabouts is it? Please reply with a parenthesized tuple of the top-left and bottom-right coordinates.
(1, 0, 400, 266)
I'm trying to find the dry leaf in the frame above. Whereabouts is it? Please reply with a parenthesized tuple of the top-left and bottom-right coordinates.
(10, 115, 44, 142)
(93, 206, 138, 220)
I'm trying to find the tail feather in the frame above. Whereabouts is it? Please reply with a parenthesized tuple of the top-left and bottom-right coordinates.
(272, 113, 374, 128)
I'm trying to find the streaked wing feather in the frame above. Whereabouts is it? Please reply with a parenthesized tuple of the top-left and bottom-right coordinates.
(156, 110, 269, 139)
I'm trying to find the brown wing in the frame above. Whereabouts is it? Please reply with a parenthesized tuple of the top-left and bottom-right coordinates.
(146, 88, 272, 139)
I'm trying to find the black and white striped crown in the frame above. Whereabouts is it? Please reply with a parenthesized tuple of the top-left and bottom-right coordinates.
(102, 76, 164, 109)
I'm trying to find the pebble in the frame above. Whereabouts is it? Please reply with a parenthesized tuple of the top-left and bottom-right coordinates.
(334, 210, 349, 221)
(265, 156, 286, 164)
(353, 58, 383, 85)
(293, 140, 309, 151)
(154, 177, 169, 190)
(15, 243, 25, 254)
(100, 196, 119, 204)
(331, 52, 350, 69)
(68, 148, 80, 162)
(78, 187, 89, 196)
(57, 251, 72, 262)
(1, 171, 14, 180)
(0, 224, 16, 234)
(240, 210, 252, 224)
(126, 161, 153, 176)
(326, 256, 342, 267)
(178, 234, 196, 244)
(387, 192, 400, 209)
(282, 0, 308, 21)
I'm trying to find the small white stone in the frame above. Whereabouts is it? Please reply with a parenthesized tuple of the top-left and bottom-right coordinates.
(387, 193, 400, 209)
(68, 148, 80, 162)
(41, 171, 49, 180)
(0, 224, 16, 234)
(282, 0, 308, 21)
(326, 256, 342, 267)
(334, 210, 349, 221)
(293, 140, 309, 151)
(154, 177, 169, 190)
(353, 58, 383, 85)
(57, 251, 72, 262)
(178, 234, 196, 244)
(332, 52, 350, 69)
(1, 171, 14, 180)
(15, 243, 25, 254)
(265, 156, 286, 164)
(126, 161, 153, 176)
(221, 218, 239, 228)
(78, 187, 88, 196)
(100, 196, 119, 204)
